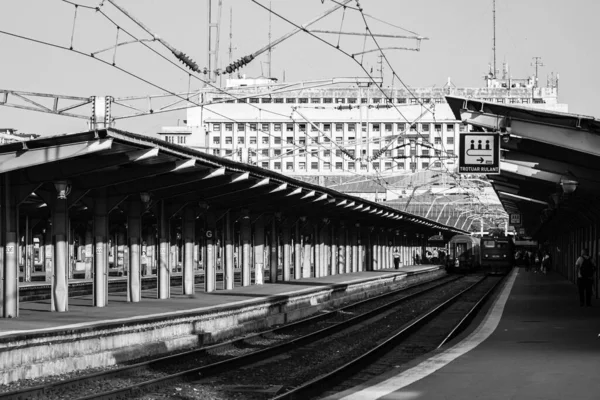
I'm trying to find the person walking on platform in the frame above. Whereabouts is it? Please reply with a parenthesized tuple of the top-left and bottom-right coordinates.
(392, 247, 401, 269)
(541, 251, 551, 275)
(576, 249, 596, 307)
(413, 252, 421, 265)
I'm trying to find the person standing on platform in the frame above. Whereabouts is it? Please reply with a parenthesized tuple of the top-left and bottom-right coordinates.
(576, 249, 595, 307)
(393, 248, 401, 269)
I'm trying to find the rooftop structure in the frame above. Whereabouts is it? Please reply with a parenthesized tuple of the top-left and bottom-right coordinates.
(159, 74, 566, 190)
(0, 129, 40, 144)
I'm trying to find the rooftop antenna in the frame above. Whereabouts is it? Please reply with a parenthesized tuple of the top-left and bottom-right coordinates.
(377, 54, 384, 86)
(268, 1, 272, 78)
(492, 0, 497, 78)
(228, 7, 236, 79)
(207, 0, 223, 85)
(531, 56, 544, 88)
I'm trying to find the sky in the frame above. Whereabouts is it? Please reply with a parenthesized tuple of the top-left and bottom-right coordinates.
(1, 0, 599, 137)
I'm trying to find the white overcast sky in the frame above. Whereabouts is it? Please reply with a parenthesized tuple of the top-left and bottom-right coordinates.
(1, 0, 598, 136)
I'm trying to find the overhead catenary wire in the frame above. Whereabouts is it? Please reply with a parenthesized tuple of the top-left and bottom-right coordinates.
(12, 2, 471, 215)
(249, 0, 435, 153)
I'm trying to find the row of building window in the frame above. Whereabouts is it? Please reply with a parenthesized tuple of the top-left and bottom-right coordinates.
(212, 97, 446, 105)
(164, 135, 187, 144)
(250, 160, 449, 171)
(212, 136, 455, 146)
(211, 122, 462, 133)
(211, 96, 542, 105)
(212, 148, 455, 158)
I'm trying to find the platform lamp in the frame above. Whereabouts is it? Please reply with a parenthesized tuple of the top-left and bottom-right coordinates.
(196, 201, 210, 219)
(560, 179, 578, 195)
(54, 181, 71, 200)
(140, 192, 152, 211)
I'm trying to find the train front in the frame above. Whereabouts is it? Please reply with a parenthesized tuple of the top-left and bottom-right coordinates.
(480, 236, 514, 275)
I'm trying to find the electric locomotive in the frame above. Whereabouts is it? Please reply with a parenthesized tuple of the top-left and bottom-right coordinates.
(480, 230, 514, 275)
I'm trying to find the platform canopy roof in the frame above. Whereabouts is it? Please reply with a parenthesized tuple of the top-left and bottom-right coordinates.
(0, 128, 466, 236)
(446, 96, 600, 240)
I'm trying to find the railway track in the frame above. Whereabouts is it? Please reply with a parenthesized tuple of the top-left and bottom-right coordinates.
(287, 274, 505, 400)
(0, 274, 461, 400)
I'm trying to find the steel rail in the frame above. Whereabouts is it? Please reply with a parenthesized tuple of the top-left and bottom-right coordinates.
(71, 275, 462, 400)
(1, 274, 458, 400)
(437, 271, 509, 348)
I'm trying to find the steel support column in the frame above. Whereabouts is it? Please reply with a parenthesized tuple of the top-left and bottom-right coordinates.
(294, 222, 302, 280)
(183, 206, 195, 295)
(205, 213, 217, 292)
(313, 221, 322, 278)
(330, 223, 337, 276)
(351, 225, 358, 273)
(357, 225, 363, 272)
(3, 173, 18, 318)
(241, 212, 251, 287)
(338, 225, 346, 274)
(128, 199, 142, 302)
(158, 200, 170, 299)
(345, 227, 352, 273)
(224, 211, 234, 290)
(254, 216, 265, 285)
(270, 217, 278, 283)
(51, 188, 69, 312)
(302, 226, 311, 278)
(282, 221, 292, 281)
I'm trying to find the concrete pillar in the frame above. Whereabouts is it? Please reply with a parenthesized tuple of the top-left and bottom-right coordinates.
(183, 206, 195, 295)
(127, 199, 142, 302)
(330, 224, 337, 276)
(270, 217, 278, 283)
(3, 173, 18, 318)
(254, 217, 265, 285)
(224, 211, 234, 290)
(205, 213, 217, 292)
(51, 188, 69, 313)
(302, 227, 312, 278)
(158, 200, 170, 299)
(294, 222, 302, 280)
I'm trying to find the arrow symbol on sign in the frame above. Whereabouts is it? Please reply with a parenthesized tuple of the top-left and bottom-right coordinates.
(477, 157, 484, 163)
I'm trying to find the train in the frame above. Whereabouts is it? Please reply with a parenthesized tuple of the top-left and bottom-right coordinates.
(446, 230, 514, 275)
(479, 232, 515, 275)
(447, 235, 481, 272)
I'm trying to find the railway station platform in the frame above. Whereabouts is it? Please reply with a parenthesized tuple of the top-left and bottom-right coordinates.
(329, 267, 600, 400)
(0, 264, 444, 385)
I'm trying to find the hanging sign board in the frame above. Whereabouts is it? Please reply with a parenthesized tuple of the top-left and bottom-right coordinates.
(458, 132, 500, 174)
(509, 213, 522, 226)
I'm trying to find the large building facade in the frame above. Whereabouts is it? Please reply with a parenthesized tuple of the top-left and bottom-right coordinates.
(159, 75, 566, 192)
